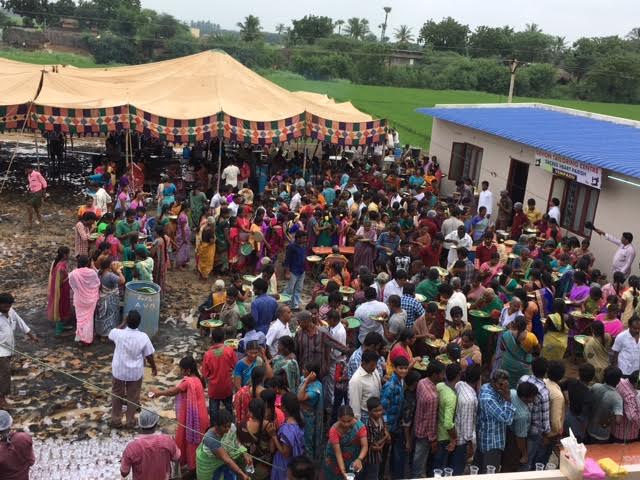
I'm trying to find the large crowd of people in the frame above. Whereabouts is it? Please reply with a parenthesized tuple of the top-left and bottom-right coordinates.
(2, 135, 640, 480)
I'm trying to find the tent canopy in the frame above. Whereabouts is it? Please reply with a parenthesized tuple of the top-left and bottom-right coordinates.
(0, 50, 386, 145)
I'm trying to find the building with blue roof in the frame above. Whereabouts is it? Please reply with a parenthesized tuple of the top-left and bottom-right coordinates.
(417, 103, 640, 276)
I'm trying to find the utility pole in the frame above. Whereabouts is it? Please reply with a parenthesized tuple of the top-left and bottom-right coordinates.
(507, 59, 525, 103)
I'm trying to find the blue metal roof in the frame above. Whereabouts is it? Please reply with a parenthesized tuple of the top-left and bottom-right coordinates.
(417, 105, 640, 179)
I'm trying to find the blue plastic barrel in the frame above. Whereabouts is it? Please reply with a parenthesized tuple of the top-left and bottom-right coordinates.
(123, 281, 161, 338)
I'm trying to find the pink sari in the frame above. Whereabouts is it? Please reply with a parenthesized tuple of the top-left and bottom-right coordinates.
(68, 267, 100, 344)
(175, 376, 209, 470)
(47, 260, 71, 322)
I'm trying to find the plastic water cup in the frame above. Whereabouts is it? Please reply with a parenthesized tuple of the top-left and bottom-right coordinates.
(486, 465, 496, 474)
(444, 467, 453, 477)
(546, 463, 556, 470)
(469, 465, 479, 475)
(536, 463, 545, 471)
(346, 474, 355, 480)
(433, 469, 443, 477)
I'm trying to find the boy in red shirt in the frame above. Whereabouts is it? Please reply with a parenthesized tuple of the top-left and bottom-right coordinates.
(201, 328, 237, 423)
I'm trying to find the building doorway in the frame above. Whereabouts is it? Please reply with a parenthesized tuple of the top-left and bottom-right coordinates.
(507, 158, 529, 205)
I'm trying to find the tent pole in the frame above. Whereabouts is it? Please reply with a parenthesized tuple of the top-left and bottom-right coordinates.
(302, 137, 308, 178)
(125, 129, 130, 190)
(33, 129, 40, 171)
(216, 135, 222, 193)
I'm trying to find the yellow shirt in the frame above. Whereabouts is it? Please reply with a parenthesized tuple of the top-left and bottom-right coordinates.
(367, 202, 379, 213)
(525, 208, 542, 225)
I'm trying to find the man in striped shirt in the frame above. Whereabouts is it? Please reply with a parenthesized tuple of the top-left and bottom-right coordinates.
(453, 364, 481, 475)
(109, 310, 157, 428)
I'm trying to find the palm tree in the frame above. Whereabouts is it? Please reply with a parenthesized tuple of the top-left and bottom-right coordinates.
(345, 17, 369, 40)
(380, 6, 391, 42)
(237, 15, 262, 42)
(335, 19, 344, 35)
(275, 23, 286, 36)
(524, 22, 542, 33)
(394, 25, 414, 44)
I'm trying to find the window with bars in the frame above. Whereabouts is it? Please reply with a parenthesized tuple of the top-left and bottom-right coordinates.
(449, 142, 483, 184)
(549, 176, 599, 237)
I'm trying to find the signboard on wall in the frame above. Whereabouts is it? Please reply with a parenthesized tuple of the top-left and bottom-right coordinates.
(535, 150, 602, 189)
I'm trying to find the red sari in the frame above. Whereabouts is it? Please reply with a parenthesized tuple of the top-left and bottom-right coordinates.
(175, 376, 209, 470)
(47, 260, 71, 322)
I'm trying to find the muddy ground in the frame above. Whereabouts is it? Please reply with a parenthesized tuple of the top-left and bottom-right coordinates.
(0, 180, 220, 441)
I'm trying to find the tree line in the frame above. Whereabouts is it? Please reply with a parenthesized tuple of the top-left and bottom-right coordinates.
(1, 2, 639, 103)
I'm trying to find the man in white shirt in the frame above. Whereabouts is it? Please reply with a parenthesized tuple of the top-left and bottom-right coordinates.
(266, 304, 292, 357)
(209, 185, 228, 215)
(221, 163, 240, 188)
(547, 197, 561, 224)
(325, 309, 348, 412)
(593, 228, 636, 278)
(445, 225, 472, 268)
(477, 181, 493, 219)
(383, 269, 408, 303)
(348, 350, 382, 423)
(612, 317, 640, 376)
(109, 310, 157, 428)
(355, 287, 391, 343)
(0, 293, 38, 409)
(94, 185, 112, 213)
(441, 280, 468, 324)
(289, 187, 302, 212)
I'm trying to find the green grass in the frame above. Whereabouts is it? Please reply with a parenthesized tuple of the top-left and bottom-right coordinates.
(0, 47, 108, 68)
(267, 71, 640, 148)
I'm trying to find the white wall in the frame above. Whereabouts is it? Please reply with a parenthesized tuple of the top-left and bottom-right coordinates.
(428, 118, 640, 278)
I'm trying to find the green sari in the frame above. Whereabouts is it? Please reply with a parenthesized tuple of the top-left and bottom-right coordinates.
(298, 379, 324, 463)
(496, 330, 532, 388)
(324, 421, 366, 478)
(472, 296, 504, 357)
(196, 427, 247, 480)
(272, 355, 300, 392)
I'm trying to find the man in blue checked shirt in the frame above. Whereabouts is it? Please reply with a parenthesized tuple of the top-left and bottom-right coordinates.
(381, 356, 409, 479)
(477, 369, 516, 473)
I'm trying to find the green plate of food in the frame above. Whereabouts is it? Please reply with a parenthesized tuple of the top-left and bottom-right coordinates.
(574, 335, 588, 345)
(306, 255, 323, 262)
(344, 316, 361, 329)
(369, 313, 387, 322)
(571, 311, 594, 320)
(425, 338, 446, 349)
(415, 293, 426, 302)
(122, 261, 135, 268)
(224, 339, 240, 349)
(483, 324, 505, 333)
(435, 354, 453, 365)
(200, 319, 223, 328)
(89, 232, 101, 241)
(168, 215, 178, 220)
(243, 274, 258, 283)
(469, 309, 489, 318)
(321, 279, 329, 286)
(435, 267, 449, 277)
(504, 239, 517, 247)
(278, 294, 291, 303)
(341, 305, 351, 314)
(339, 286, 356, 295)
(413, 358, 429, 371)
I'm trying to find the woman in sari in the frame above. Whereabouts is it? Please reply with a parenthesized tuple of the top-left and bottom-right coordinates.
(189, 185, 208, 229)
(234, 366, 268, 425)
(498, 266, 519, 301)
(95, 225, 122, 260)
(196, 409, 252, 480)
(150, 225, 170, 298)
(338, 211, 352, 248)
(156, 176, 176, 215)
(47, 246, 72, 336)
(236, 398, 274, 480)
(387, 328, 420, 375)
(297, 361, 324, 463)
(68, 255, 100, 346)
(235, 208, 252, 271)
(542, 299, 569, 360)
(595, 301, 624, 338)
(479, 252, 504, 287)
(272, 336, 300, 393)
(493, 316, 533, 388)
(175, 202, 191, 269)
(150, 356, 210, 472)
(196, 217, 216, 281)
(94, 258, 125, 342)
(583, 320, 612, 382)
(268, 392, 305, 480)
(353, 220, 378, 273)
(323, 405, 368, 480)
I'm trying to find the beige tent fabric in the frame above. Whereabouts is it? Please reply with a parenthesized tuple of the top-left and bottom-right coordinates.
(3, 50, 372, 122)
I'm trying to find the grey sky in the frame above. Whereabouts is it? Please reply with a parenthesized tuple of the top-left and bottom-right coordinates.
(142, 0, 637, 42)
